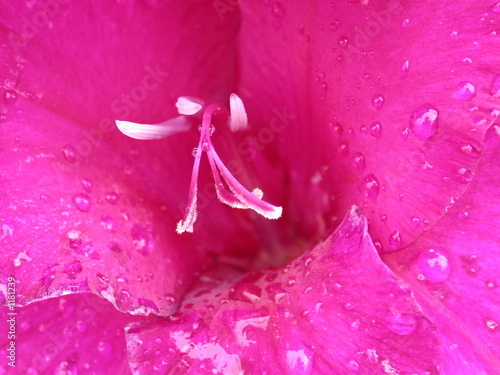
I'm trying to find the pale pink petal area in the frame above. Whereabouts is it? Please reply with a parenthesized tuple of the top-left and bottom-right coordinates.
(125, 207, 441, 374)
(0, 1, 260, 315)
(236, 0, 500, 252)
(0, 293, 150, 374)
(383, 126, 500, 374)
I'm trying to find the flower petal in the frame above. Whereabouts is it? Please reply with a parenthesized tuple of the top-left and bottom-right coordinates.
(125, 207, 441, 374)
(0, 1, 258, 315)
(236, 0, 500, 252)
(383, 125, 500, 374)
(0, 293, 147, 374)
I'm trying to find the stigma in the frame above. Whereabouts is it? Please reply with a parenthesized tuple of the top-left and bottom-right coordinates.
(115, 94, 283, 234)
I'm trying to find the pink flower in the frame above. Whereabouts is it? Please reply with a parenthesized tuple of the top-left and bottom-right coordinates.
(1, 1, 499, 374)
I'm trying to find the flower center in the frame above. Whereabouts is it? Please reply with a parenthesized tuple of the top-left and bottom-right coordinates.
(115, 94, 282, 234)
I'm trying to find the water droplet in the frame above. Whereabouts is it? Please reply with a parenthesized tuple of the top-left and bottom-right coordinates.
(350, 319, 360, 331)
(62, 145, 77, 163)
(272, 1, 286, 17)
(457, 211, 469, 220)
(401, 60, 410, 78)
(209, 125, 215, 136)
(388, 230, 402, 250)
(329, 19, 341, 31)
(485, 318, 498, 331)
(105, 191, 119, 204)
(418, 248, 451, 283)
(97, 341, 112, 356)
(131, 224, 154, 255)
(371, 94, 384, 109)
(352, 152, 366, 171)
(229, 283, 262, 303)
(387, 313, 417, 335)
(344, 303, 354, 311)
(164, 293, 176, 304)
(491, 75, 500, 97)
(411, 217, 420, 227)
(401, 127, 409, 140)
(330, 122, 343, 139)
(347, 360, 360, 371)
(359, 174, 380, 199)
(72, 193, 91, 212)
(409, 104, 439, 139)
(54, 361, 77, 375)
(461, 57, 473, 65)
(338, 36, 349, 49)
(100, 216, 117, 233)
(369, 121, 382, 138)
(338, 141, 349, 156)
(493, 2, 500, 12)
(454, 81, 476, 100)
(191, 147, 198, 157)
(4, 90, 17, 105)
(81, 179, 92, 192)
(401, 18, 410, 27)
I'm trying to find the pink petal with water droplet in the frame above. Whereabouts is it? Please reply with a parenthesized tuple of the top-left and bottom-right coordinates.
(0, 294, 149, 374)
(384, 127, 500, 374)
(125, 208, 441, 374)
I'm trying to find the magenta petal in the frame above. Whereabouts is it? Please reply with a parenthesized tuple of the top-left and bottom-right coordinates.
(384, 126, 500, 374)
(0, 294, 148, 374)
(236, 0, 498, 251)
(0, 2, 260, 315)
(125, 208, 441, 374)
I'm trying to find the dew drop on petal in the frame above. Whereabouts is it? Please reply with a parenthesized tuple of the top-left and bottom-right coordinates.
(401, 127, 409, 140)
(72, 193, 91, 212)
(338, 36, 349, 49)
(457, 211, 469, 220)
(191, 147, 198, 157)
(401, 60, 410, 78)
(62, 145, 77, 163)
(272, 1, 286, 17)
(387, 313, 417, 335)
(493, 2, 500, 13)
(371, 94, 384, 109)
(4, 90, 17, 105)
(411, 217, 420, 227)
(81, 179, 92, 192)
(105, 192, 119, 204)
(491, 75, 500, 97)
(388, 230, 402, 250)
(454, 81, 477, 100)
(485, 318, 498, 331)
(352, 152, 366, 171)
(100, 216, 117, 233)
(347, 360, 360, 371)
(418, 248, 451, 283)
(359, 174, 380, 199)
(350, 319, 360, 331)
(97, 341, 112, 357)
(409, 104, 439, 139)
(369, 121, 382, 138)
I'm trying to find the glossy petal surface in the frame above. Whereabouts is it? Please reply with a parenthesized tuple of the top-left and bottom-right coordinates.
(125, 208, 441, 374)
(237, 0, 499, 252)
(384, 126, 500, 374)
(0, 293, 149, 374)
(0, 1, 256, 316)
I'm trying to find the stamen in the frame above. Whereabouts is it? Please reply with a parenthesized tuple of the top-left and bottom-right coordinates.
(228, 93, 248, 132)
(116, 116, 191, 140)
(177, 100, 282, 234)
(176, 96, 203, 116)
